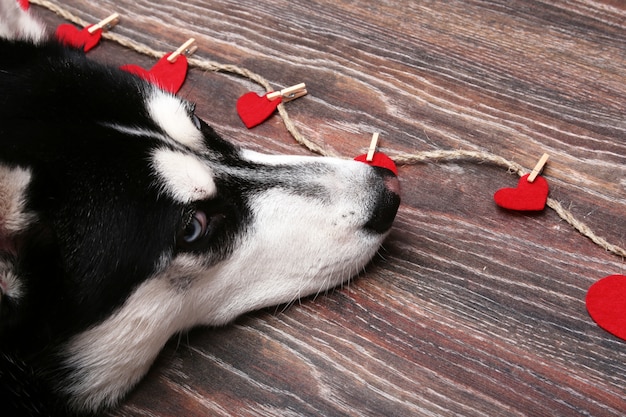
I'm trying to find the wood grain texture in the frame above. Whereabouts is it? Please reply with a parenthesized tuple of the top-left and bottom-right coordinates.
(34, 1, 625, 416)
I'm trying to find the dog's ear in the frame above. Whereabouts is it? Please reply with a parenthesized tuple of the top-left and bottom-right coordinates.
(0, 165, 33, 327)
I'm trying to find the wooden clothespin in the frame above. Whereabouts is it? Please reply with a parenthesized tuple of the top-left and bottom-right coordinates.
(354, 132, 398, 175)
(87, 13, 120, 34)
(527, 153, 550, 183)
(266, 83, 308, 102)
(366, 132, 380, 162)
(167, 38, 198, 63)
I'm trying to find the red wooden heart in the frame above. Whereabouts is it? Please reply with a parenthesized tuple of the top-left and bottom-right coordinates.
(236, 92, 282, 128)
(586, 274, 626, 341)
(494, 174, 548, 211)
(120, 53, 188, 93)
(55, 24, 102, 52)
(354, 152, 398, 175)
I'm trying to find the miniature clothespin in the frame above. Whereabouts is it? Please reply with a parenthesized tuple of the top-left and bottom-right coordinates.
(527, 153, 550, 183)
(354, 133, 398, 175)
(56, 13, 120, 52)
(87, 13, 120, 34)
(167, 38, 198, 63)
(121, 38, 197, 94)
(266, 83, 308, 102)
(494, 153, 550, 211)
(237, 83, 307, 129)
(366, 132, 380, 162)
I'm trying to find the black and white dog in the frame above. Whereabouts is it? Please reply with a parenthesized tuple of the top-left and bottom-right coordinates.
(0, 1, 400, 415)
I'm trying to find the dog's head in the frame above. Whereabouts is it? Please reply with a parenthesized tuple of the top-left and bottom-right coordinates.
(0, 1, 400, 414)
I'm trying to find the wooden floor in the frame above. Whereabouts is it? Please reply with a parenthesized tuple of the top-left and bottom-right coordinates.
(36, 1, 625, 416)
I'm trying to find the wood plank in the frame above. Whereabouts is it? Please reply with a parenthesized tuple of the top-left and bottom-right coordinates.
(31, 0, 626, 415)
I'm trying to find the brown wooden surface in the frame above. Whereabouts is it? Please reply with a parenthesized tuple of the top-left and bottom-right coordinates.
(35, 1, 625, 416)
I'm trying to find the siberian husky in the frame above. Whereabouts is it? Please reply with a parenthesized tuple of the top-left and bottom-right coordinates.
(0, 1, 400, 415)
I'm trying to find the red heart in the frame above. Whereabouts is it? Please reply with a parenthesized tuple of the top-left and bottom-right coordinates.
(121, 53, 188, 93)
(494, 174, 549, 211)
(236, 92, 282, 128)
(55, 24, 102, 52)
(354, 152, 398, 176)
(586, 274, 626, 341)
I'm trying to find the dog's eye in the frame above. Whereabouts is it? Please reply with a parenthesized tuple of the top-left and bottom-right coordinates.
(191, 114, 202, 130)
(182, 210, 208, 243)
(179, 209, 225, 248)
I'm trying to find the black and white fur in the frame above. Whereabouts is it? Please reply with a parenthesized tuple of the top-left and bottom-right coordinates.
(0, 2, 400, 415)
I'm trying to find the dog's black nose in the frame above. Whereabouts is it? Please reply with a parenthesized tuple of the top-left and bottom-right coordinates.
(364, 167, 401, 233)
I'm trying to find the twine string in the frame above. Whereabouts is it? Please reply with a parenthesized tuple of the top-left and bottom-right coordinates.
(29, 0, 626, 259)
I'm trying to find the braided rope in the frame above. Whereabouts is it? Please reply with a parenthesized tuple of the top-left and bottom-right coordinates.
(29, 0, 626, 258)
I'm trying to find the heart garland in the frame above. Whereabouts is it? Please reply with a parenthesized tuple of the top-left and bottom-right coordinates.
(53, 11, 194, 94)
(31, 0, 626, 342)
(55, 13, 119, 52)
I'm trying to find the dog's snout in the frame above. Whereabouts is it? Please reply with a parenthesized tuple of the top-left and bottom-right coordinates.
(364, 167, 401, 234)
